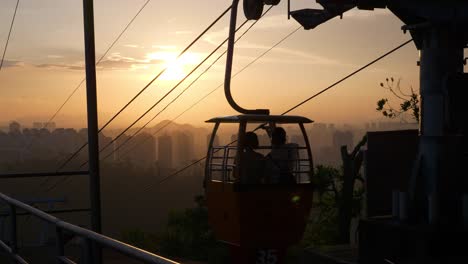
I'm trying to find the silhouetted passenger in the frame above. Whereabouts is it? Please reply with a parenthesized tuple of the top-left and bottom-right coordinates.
(265, 127, 298, 184)
(240, 131, 265, 184)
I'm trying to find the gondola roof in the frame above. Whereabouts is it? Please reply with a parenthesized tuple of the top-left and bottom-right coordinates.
(206, 114, 313, 124)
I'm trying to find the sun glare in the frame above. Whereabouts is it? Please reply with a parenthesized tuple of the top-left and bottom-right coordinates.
(146, 51, 200, 81)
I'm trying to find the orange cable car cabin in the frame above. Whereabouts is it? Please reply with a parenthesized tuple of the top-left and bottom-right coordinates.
(204, 114, 314, 263)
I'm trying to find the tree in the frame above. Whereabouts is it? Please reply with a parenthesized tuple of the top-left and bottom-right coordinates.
(376, 77, 420, 123)
(121, 195, 229, 263)
(301, 164, 365, 247)
(337, 135, 367, 243)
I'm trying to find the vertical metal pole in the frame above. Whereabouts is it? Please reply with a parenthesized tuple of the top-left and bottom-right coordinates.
(83, 238, 93, 264)
(55, 227, 64, 264)
(412, 27, 464, 225)
(9, 205, 17, 264)
(82, 0, 102, 263)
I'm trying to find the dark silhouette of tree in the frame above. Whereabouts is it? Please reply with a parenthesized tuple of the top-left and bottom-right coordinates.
(337, 135, 367, 243)
(376, 77, 420, 123)
(301, 164, 365, 247)
(122, 195, 228, 264)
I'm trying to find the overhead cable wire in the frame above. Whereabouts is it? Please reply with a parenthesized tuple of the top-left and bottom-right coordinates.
(41, 0, 153, 129)
(54, 5, 233, 173)
(98, 6, 274, 165)
(38, 0, 153, 187)
(118, 84, 221, 160)
(140, 38, 414, 191)
(281, 39, 413, 115)
(46, 6, 274, 192)
(139, 25, 304, 192)
(0, 0, 20, 71)
(88, 24, 242, 163)
(116, 16, 283, 161)
(76, 9, 274, 169)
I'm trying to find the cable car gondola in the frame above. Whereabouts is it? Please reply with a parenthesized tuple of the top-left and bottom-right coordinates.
(204, 1, 315, 263)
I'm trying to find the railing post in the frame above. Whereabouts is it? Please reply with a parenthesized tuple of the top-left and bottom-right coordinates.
(9, 205, 17, 264)
(83, 238, 93, 264)
(55, 227, 64, 264)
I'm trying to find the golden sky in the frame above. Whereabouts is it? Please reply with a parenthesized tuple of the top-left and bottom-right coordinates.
(2, 0, 461, 130)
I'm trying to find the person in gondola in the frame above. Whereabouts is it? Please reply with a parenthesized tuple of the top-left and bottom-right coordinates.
(239, 131, 265, 184)
(265, 127, 298, 184)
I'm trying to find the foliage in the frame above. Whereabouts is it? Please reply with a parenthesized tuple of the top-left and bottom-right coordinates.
(121, 195, 228, 264)
(301, 165, 364, 248)
(376, 77, 420, 123)
(157, 195, 228, 263)
(121, 229, 158, 253)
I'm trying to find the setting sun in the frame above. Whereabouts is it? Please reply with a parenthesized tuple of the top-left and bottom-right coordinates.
(146, 51, 201, 81)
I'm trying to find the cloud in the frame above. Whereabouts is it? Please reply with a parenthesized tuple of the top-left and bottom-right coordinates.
(35, 63, 84, 71)
(123, 44, 145, 49)
(204, 35, 344, 67)
(230, 46, 348, 68)
(202, 27, 229, 46)
(95, 52, 168, 71)
(202, 15, 296, 46)
(1, 60, 24, 68)
(47, 55, 64, 59)
(151, 45, 177, 50)
(251, 14, 294, 30)
(30, 51, 167, 72)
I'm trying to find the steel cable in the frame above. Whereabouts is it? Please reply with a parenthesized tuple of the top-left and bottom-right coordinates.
(140, 38, 413, 191)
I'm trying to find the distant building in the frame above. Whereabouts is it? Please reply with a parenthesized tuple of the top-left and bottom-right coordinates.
(314, 123, 327, 130)
(114, 134, 130, 162)
(290, 134, 304, 145)
(33, 122, 42, 129)
(9, 121, 21, 134)
(158, 134, 173, 169)
(333, 130, 354, 149)
(174, 131, 194, 166)
(33, 122, 56, 131)
(120, 133, 155, 167)
(45, 122, 56, 130)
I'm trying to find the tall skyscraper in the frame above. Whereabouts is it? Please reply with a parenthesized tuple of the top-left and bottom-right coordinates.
(174, 131, 194, 166)
(158, 134, 173, 169)
(332, 130, 354, 149)
(9, 121, 21, 134)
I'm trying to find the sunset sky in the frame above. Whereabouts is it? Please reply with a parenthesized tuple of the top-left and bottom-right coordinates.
(1, 0, 450, 131)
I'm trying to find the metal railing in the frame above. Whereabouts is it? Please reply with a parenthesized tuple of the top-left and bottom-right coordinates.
(0, 171, 88, 179)
(208, 145, 312, 183)
(0, 192, 179, 264)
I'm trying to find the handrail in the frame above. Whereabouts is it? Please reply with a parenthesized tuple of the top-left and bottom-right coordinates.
(0, 192, 179, 264)
(0, 171, 89, 179)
